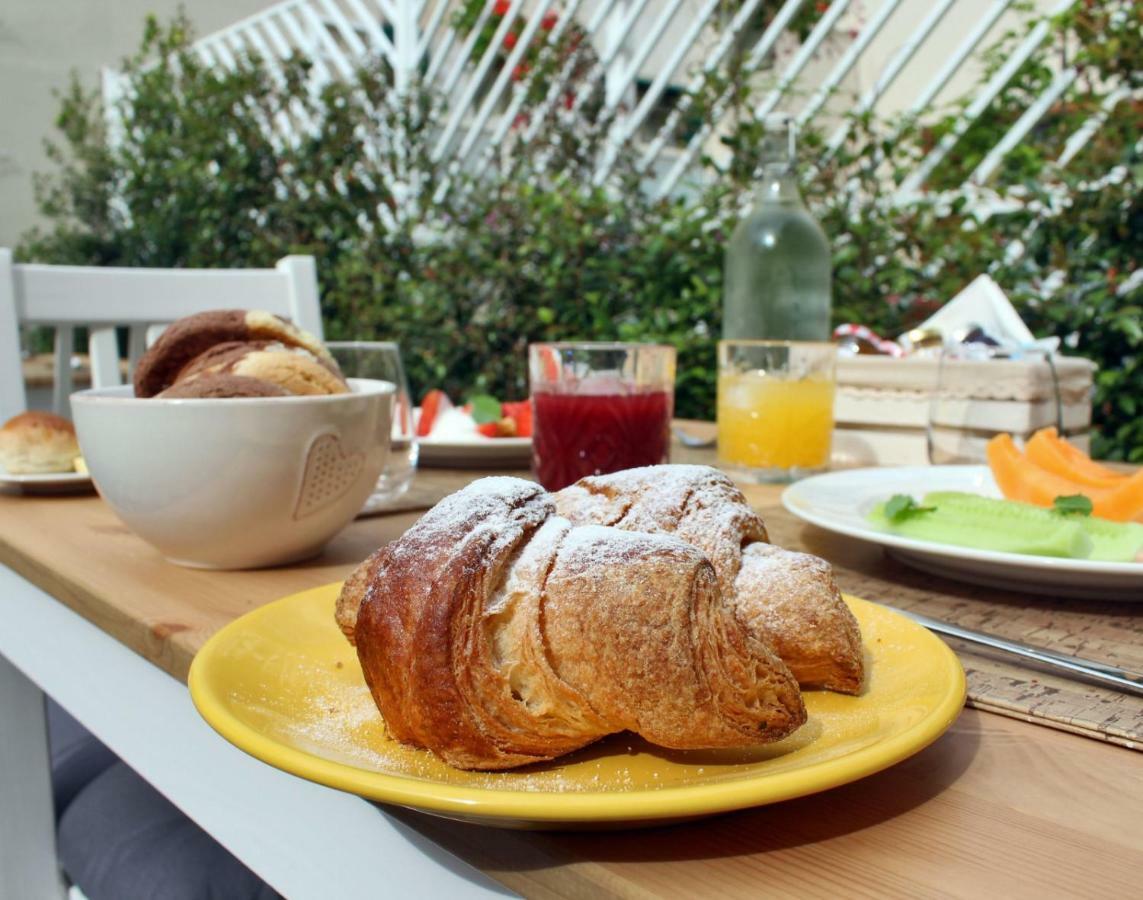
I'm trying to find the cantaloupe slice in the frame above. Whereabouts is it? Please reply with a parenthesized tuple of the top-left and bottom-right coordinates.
(1025, 428, 1127, 490)
(1048, 429, 1128, 480)
(986, 434, 1143, 522)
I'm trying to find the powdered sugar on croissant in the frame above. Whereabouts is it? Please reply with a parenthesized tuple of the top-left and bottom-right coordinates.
(555, 465, 864, 694)
(339, 477, 805, 770)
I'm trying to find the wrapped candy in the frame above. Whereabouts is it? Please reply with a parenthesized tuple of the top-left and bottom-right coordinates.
(833, 324, 904, 357)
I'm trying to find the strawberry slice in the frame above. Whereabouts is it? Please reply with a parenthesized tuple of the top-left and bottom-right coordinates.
(416, 389, 452, 437)
(477, 417, 518, 438)
(501, 400, 532, 438)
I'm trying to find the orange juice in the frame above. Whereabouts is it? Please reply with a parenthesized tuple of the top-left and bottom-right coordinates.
(717, 372, 835, 470)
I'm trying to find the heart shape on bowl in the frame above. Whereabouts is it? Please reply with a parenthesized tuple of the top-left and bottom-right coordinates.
(294, 433, 366, 520)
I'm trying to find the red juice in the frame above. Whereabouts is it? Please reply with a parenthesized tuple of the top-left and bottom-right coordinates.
(531, 389, 673, 491)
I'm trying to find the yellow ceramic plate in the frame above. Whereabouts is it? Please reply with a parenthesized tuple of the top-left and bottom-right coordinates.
(189, 585, 965, 828)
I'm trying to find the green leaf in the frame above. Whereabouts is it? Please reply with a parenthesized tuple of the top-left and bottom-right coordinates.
(467, 394, 502, 424)
(1052, 494, 1093, 517)
(884, 494, 934, 524)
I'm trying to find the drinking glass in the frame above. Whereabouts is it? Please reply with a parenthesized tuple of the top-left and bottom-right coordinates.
(927, 342, 1061, 465)
(717, 340, 837, 483)
(528, 342, 676, 491)
(327, 342, 417, 499)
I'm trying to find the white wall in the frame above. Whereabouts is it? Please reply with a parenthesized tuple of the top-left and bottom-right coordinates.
(0, 0, 275, 249)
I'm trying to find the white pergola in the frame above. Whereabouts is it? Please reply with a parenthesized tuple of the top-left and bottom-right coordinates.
(101, 0, 1135, 213)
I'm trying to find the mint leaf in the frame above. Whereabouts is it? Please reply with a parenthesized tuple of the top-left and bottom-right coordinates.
(467, 394, 502, 424)
(1053, 494, 1093, 516)
(885, 494, 934, 524)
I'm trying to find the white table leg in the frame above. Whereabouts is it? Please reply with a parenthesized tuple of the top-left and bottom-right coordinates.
(0, 652, 67, 900)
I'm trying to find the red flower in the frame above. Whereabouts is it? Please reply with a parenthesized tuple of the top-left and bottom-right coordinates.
(541, 10, 558, 29)
(563, 90, 576, 109)
(504, 31, 518, 49)
(815, 1, 828, 11)
(512, 63, 530, 80)
(492, 0, 509, 15)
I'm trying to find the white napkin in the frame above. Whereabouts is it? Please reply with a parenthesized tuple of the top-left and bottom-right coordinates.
(918, 274, 1059, 354)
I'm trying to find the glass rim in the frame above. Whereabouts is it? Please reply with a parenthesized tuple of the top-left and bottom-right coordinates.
(325, 340, 401, 351)
(717, 339, 837, 350)
(529, 341, 675, 353)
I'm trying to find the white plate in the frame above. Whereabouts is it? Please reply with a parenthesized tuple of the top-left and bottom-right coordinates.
(782, 466, 1143, 601)
(416, 436, 532, 468)
(0, 465, 93, 494)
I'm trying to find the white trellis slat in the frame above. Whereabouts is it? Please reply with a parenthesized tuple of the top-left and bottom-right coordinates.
(905, 0, 1013, 118)
(371, 0, 400, 30)
(431, 0, 526, 166)
(259, 13, 297, 58)
(521, 0, 627, 137)
(1056, 85, 1132, 168)
(593, 0, 722, 184)
(606, 0, 686, 113)
(316, 0, 370, 58)
(454, 3, 555, 163)
(100, 0, 1126, 242)
(419, 0, 452, 61)
(277, 6, 335, 84)
(439, 0, 498, 97)
(651, 0, 808, 199)
(635, 0, 785, 176)
(795, 0, 902, 127)
(340, 1, 395, 66)
(395, 0, 420, 92)
(754, 0, 851, 122)
(970, 66, 1078, 185)
(474, 0, 590, 175)
(898, 0, 1076, 198)
(300, 3, 357, 78)
(823, 0, 956, 157)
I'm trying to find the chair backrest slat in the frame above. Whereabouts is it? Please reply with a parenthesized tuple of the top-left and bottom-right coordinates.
(0, 251, 24, 422)
(52, 326, 75, 417)
(12, 265, 298, 324)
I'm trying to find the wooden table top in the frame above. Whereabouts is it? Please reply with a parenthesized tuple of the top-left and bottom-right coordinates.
(2, 441, 1141, 898)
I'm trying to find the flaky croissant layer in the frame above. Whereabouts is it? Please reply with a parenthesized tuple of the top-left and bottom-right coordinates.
(555, 465, 864, 694)
(339, 477, 807, 770)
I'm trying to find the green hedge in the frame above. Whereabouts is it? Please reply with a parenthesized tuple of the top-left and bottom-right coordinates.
(20, 7, 1142, 459)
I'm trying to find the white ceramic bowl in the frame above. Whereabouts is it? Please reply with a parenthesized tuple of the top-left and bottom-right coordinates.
(71, 378, 394, 569)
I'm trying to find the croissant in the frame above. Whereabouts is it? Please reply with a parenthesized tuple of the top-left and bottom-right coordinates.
(554, 465, 864, 694)
(336, 477, 806, 770)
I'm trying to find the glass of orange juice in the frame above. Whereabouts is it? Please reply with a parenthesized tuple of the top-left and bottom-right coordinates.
(717, 340, 837, 482)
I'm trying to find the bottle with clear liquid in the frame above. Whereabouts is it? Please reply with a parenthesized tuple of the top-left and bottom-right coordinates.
(722, 116, 832, 340)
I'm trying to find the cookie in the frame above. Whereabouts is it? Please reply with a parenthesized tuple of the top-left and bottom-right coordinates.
(133, 310, 337, 397)
(156, 374, 291, 399)
(176, 341, 348, 396)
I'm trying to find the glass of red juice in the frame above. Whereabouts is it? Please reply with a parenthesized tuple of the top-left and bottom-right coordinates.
(529, 343, 676, 491)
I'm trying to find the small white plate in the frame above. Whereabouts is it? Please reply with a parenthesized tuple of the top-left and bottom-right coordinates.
(0, 465, 93, 494)
(416, 436, 532, 469)
(782, 466, 1143, 601)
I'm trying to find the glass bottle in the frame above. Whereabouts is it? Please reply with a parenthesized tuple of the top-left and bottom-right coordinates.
(722, 115, 832, 341)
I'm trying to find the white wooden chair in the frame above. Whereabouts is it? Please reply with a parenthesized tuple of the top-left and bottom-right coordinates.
(0, 249, 323, 420)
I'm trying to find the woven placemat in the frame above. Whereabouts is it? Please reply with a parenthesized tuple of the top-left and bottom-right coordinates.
(356, 481, 455, 518)
(761, 503, 1143, 750)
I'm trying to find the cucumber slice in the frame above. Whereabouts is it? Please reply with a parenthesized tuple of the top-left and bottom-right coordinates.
(868, 494, 1093, 559)
(923, 491, 1143, 563)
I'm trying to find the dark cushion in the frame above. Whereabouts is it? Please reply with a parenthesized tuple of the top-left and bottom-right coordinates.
(47, 699, 118, 819)
(58, 761, 282, 900)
